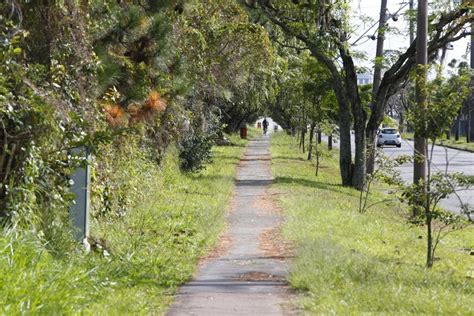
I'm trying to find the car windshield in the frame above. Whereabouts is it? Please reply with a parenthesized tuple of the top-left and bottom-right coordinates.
(382, 129, 397, 134)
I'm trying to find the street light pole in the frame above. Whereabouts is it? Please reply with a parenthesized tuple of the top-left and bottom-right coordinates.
(413, 0, 428, 186)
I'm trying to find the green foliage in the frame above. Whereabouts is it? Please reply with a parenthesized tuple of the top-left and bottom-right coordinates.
(408, 69, 471, 141)
(401, 172, 473, 224)
(0, 21, 88, 249)
(271, 52, 337, 133)
(179, 133, 214, 173)
(178, 0, 277, 132)
(359, 150, 411, 213)
(1, 0, 274, 240)
(405, 69, 472, 267)
(91, 134, 159, 219)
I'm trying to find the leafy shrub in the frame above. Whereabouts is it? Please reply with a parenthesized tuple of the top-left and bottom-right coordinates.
(0, 25, 81, 249)
(178, 133, 214, 172)
(90, 134, 159, 219)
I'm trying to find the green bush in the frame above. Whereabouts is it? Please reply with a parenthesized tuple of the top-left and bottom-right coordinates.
(178, 132, 215, 172)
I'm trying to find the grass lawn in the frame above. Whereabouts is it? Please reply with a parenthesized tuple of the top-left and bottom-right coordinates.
(439, 137, 474, 152)
(270, 132, 474, 314)
(402, 132, 474, 152)
(0, 134, 247, 315)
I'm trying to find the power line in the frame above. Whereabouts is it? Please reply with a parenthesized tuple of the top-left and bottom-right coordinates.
(351, 1, 410, 47)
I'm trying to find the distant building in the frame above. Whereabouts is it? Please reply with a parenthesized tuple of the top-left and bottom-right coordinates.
(357, 72, 373, 86)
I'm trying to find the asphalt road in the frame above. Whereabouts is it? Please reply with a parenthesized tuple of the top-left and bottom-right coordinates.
(323, 135, 473, 215)
(383, 139, 473, 215)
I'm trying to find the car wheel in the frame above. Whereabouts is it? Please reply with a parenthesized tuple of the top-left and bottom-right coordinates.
(397, 144, 401, 148)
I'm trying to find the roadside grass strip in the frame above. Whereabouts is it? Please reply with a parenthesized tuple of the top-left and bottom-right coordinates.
(270, 133, 474, 314)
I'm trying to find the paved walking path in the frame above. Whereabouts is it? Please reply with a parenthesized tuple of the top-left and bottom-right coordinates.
(166, 136, 292, 316)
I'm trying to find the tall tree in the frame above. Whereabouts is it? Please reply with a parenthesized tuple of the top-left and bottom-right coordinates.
(242, 0, 473, 190)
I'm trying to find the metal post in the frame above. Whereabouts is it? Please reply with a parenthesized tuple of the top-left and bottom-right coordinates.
(70, 147, 90, 245)
(413, 0, 427, 185)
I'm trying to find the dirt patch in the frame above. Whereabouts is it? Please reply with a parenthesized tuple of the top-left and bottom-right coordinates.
(253, 190, 281, 216)
(259, 225, 294, 260)
(237, 271, 285, 282)
(254, 188, 294, 259)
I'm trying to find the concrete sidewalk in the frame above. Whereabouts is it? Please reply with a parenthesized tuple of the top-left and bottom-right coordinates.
(166, 135, 292, 316)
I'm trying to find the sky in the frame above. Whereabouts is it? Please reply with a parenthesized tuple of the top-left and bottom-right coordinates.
(349, 0, 471, 72)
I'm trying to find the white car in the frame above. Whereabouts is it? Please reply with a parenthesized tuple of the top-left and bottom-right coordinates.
(377, 128, 402, 148)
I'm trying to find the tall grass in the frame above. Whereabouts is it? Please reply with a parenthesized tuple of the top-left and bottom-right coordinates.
(0, 134, 246, 315)
(271, 133, 474, 314)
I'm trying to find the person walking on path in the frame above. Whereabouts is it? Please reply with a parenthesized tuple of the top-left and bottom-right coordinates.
(262, 118, 269, 135)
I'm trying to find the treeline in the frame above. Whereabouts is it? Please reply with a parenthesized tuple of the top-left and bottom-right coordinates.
(0, 0, 276, 240)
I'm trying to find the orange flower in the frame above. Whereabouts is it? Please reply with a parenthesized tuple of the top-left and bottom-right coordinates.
(104, 104, 125, 127)
(145, 90, 167, 112)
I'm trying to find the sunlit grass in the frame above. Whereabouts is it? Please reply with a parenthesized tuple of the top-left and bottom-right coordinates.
(271, 133, 474, 314)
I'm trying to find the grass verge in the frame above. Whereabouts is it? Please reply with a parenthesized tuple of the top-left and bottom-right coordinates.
(0, 134, 247, 315)
(402, 132, 474, 152)
(438, 138, 474, 152)
(270, 133, 474, 314)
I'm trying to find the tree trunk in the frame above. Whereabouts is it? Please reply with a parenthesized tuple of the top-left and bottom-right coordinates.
(340, 48, 366, 190)
(315, 134, 320, 176)
(426, 213, 433, 268)
(366, 129, 377, 175)
(304, 46, 353, 186)
(300, 128, 306, 153)
(353, 117, 366, 190)
(338, 102, 353, 186)
(328, 134, 333, 150)
(455, 115, 460, 141)
(308, 124, 315, 160)
(317, 130, 322, 144)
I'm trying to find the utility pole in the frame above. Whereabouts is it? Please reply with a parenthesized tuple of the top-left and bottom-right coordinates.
(413, 0, 427, 186)
(468, 22, 474, 143)
(372, 0, 388, 95)
(409, 0, 415, 45)
(367, 0, 388, 174)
